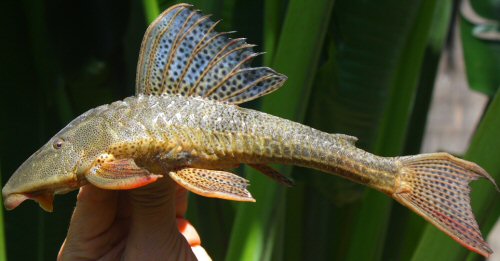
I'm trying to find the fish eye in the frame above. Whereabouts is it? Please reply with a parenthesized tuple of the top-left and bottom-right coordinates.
(53, 138, 65, 149)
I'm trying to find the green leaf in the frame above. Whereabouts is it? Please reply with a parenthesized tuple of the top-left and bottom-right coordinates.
(384, 1, 453, 260)
(460, 0, 500, 96)
(187, 197, 236, 261)
(411, 91, 500, 260)
(3, 1, 136, 260)
(0, 1, 46, 259)
(263, 0, 285, 65)
(324, 0, 438, 260)
(225, 0, 335, 260)
(0, 164, 7, 261)
(143, 0, 161, 23)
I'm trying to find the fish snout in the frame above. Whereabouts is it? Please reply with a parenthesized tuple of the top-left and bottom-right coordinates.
(2, 138, 81, 212)
(3, 193, 29, 211)
(3, 190, 54, 212)
(3, 172, 55, 212)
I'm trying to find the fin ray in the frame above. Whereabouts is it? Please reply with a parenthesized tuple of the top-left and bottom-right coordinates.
(393, 153, 496, 258)
(202, 44, 258, 97)
(249, 164, 294, 187)
(173, 15, 215, 93)
(160, 9, 200, 94)
(139, 4, 190, 95)
(135, 4, 286, 104)
(225, 71, 284, 103)
(87, 158, 162, 190)
(169, 168, 255, 202)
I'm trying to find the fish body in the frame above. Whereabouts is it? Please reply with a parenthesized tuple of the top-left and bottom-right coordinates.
(102, 95, 398, 193)
(3, 94, 397, 202)
(2, 3, 497, 258)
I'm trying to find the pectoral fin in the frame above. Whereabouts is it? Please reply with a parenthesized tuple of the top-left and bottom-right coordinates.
(249, 164, 294, 187)
(87, 158, 163, 190)
(169, 168, 255, 202)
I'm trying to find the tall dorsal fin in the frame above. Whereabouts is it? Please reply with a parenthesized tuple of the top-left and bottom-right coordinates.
(135, 3, 287, 104)
(336, 134, 358, 145)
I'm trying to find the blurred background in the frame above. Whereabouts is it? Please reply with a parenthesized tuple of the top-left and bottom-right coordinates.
(0, 0, 498, 260)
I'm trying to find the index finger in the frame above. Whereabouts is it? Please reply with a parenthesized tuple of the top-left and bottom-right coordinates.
(67, 185, 119, 240)
(175, 185, 189, 217)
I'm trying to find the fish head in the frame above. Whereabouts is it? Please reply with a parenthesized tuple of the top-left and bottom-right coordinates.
(2, 107, 110, 212)
(2, 135, 82, 212)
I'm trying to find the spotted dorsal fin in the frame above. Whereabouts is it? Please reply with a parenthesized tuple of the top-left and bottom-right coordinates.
(333, 134, 358, 145)
(135, 3, 287, 104)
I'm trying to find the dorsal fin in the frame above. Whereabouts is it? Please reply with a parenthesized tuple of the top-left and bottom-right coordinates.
(135, 3, 287, 104)
(334, 134, 358, 145)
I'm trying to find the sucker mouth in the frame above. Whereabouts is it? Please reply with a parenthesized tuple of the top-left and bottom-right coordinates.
(4, 191, 54, 212)
(4, 193, 29, 210)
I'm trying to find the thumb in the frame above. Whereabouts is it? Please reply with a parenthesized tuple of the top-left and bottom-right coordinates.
(123, 177, 197, 261)
(176, 185, 213, 261)
(177, 218, 212, 261)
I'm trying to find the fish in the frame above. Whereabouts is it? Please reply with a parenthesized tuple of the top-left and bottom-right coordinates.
(2, 3, 498, 258)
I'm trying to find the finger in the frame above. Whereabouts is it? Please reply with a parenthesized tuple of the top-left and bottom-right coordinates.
(175, 185, 189, 217)
(67, 185, 119, 241)
(127, 177, 177, 222)
(178, 218, 213, 261)
(116, 190, 132, 219)
(192, 246, 213, 261)
(124, 178, 197, 260)
(177, 218, 200, 246)
(58, 221, 128, 261)
(59, 185, 129, 260)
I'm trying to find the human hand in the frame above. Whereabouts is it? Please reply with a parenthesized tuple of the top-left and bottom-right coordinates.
(58, 178, 211, 260)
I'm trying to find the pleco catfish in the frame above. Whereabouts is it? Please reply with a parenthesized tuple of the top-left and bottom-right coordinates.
(3, 3, 498, 257)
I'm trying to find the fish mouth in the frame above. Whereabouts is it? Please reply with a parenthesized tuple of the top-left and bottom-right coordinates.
(4, 191, 54, 212)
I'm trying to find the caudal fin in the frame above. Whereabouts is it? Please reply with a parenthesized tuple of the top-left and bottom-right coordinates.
(393, 153, 498, 258)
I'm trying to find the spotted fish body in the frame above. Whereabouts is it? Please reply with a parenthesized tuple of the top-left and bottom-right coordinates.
(2, 3, 497, 258)
(81, 94, 398, 193)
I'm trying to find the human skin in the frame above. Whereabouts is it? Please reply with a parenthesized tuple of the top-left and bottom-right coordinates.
(58, 178, 210, 261)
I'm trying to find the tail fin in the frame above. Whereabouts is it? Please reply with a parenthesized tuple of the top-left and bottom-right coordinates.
(393, 153, 498, 258)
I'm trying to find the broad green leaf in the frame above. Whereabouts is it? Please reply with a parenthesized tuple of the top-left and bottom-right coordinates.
(143, 0, 161, 23)
(298, 38, 363, 261)
(225, 0, 335, 260)
(188, 197, 236, 261)
(460, 0, 500, 96)
(322, 0, 438, 260)
(3, 1, 139, 259)
(14, 1, 74, 260)
(411, 91, 500, 260)
(0, 1, 47, 258)
(263, 0, 286, 65)
(384, 1, 453, 260)
(0, 164, 6, 261)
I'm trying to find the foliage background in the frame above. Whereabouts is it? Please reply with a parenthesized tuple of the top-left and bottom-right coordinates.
(0, 0, 498, 260)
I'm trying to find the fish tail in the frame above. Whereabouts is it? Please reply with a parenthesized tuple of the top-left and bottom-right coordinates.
(392, 153, 498, 258)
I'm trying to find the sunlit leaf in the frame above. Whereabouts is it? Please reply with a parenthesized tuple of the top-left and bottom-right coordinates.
(226, 0, 334, 260)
